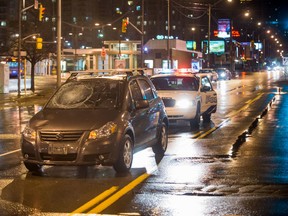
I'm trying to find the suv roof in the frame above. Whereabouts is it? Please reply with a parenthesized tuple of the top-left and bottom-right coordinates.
(68, 69, 147, 80)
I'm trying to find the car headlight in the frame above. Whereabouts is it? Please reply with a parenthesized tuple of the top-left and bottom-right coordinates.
(175, 99, 194, 108)
(88, 122, 117, 140)
(220, 72, 226, 77)
(22, 125, 36, 141)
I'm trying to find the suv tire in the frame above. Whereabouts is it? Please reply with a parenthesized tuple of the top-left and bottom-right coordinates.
(152, 122, 168, 155)
(24, 162, 42, 172)
(113, 134, 133, 173)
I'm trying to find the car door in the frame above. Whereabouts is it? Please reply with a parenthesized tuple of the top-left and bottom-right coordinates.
(199, 76, 217, 113)
(129, 78, 159, 146)
(137, 78, 160, 143)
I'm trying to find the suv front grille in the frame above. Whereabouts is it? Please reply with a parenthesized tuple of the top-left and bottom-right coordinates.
(40, 153, 77, 161)
(40, 131, 84, 142)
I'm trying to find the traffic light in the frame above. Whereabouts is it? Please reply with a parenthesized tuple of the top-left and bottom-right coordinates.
(122, 19, 128, 33)
(36, 37, 43, 49)
(39, 4, 45, 21)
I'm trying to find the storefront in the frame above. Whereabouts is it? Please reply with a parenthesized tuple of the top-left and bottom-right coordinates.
(62, 40, 141, 72)
(143, 39, 203, 73)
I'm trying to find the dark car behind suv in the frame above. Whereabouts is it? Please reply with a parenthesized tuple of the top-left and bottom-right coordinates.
(215, 68, 232, 80)
(21, 70, 169, 173)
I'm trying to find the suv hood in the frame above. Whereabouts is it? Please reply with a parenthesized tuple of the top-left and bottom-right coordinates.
(29, 109, 120, 131)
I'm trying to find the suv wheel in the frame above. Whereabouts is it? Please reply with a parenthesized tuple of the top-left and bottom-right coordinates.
(24, 162, 42, 172)
(190, 105, 200, 130)
(152, 122, 168, 155)
(113, 134, 133, 173)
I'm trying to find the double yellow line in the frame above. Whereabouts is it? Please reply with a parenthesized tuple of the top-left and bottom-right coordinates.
(70, 173, 149, 214)
(226, 93, 264, 118)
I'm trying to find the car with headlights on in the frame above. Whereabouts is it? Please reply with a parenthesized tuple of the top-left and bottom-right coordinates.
(215, 67, 232, 80)
(198, 68, 218, 82)
(21, 70, 169, 173)
(150, 72, 217, 129)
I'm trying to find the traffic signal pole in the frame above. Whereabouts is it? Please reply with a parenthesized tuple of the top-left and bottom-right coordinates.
(17, 0, 39, 96)
(17, 0, 22, 96)
(123, 19, 144, 68)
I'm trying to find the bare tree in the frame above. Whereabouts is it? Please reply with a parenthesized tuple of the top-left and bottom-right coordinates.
(6, 3, 56, 92)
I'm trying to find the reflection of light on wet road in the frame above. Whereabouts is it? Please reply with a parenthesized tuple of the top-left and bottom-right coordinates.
(156, 194, 206, 215)
(166, 162, 204, 183)
(132, 148, 158, 174)
(267, 69, 282, 81)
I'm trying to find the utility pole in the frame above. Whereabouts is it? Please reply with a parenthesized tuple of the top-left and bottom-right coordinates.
(57, 0, 61, 87)
(141, 0, 144, 68)
(125, 20, 144, 68)
(167, 0, 171, 69)
(229, 19, 235, 73)
(207, 4, 211, 68)
(18, 0, 37, 96)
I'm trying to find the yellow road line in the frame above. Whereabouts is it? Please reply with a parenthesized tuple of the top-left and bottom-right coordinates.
(197, 127, 217, 139)
(199, 94, 264, 139)
(225, 93, 263, 118)
(70, 186, 119, 214)
(88, 173, 150, 214)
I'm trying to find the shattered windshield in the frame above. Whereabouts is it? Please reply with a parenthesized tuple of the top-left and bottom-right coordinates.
(46, 79, 122, 109)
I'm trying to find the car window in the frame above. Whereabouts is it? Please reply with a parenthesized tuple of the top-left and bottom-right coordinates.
(138, 79, 155, 101)
(46, 79, 121, 109)
(151, 76, 198, 91)
(199, 69, 209, 73)
(201, 77, 212, 91)
(130, 80, 143, 101)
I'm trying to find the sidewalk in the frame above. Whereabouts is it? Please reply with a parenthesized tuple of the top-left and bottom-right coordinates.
(0, 75, 67, 108)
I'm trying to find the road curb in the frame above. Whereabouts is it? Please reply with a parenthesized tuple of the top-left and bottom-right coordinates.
(230, 96, 276, 158)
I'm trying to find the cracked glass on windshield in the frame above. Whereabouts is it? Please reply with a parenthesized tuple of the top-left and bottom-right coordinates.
(46, 79, 121, 109)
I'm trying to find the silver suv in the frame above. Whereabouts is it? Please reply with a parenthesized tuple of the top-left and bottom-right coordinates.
(21, 70, 169, 173)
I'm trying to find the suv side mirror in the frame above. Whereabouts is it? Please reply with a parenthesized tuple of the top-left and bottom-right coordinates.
(135, 99, 149, 109)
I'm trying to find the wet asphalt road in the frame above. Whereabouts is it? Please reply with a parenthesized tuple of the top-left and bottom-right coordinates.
(0, 71, 288, 215)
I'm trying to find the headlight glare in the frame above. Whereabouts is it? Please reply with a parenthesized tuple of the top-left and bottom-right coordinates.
(176, 99, 193, 108)
(22, 125, 36, 140)
(89, 122, 117, 140)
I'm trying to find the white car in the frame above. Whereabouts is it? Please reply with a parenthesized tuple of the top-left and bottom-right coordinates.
(151, 72, 217, 129)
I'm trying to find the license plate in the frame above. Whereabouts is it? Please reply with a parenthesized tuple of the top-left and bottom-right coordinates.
(48, 144, 68, 155)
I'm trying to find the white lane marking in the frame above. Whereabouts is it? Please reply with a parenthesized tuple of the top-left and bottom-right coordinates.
(0, 149, 21, 157)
